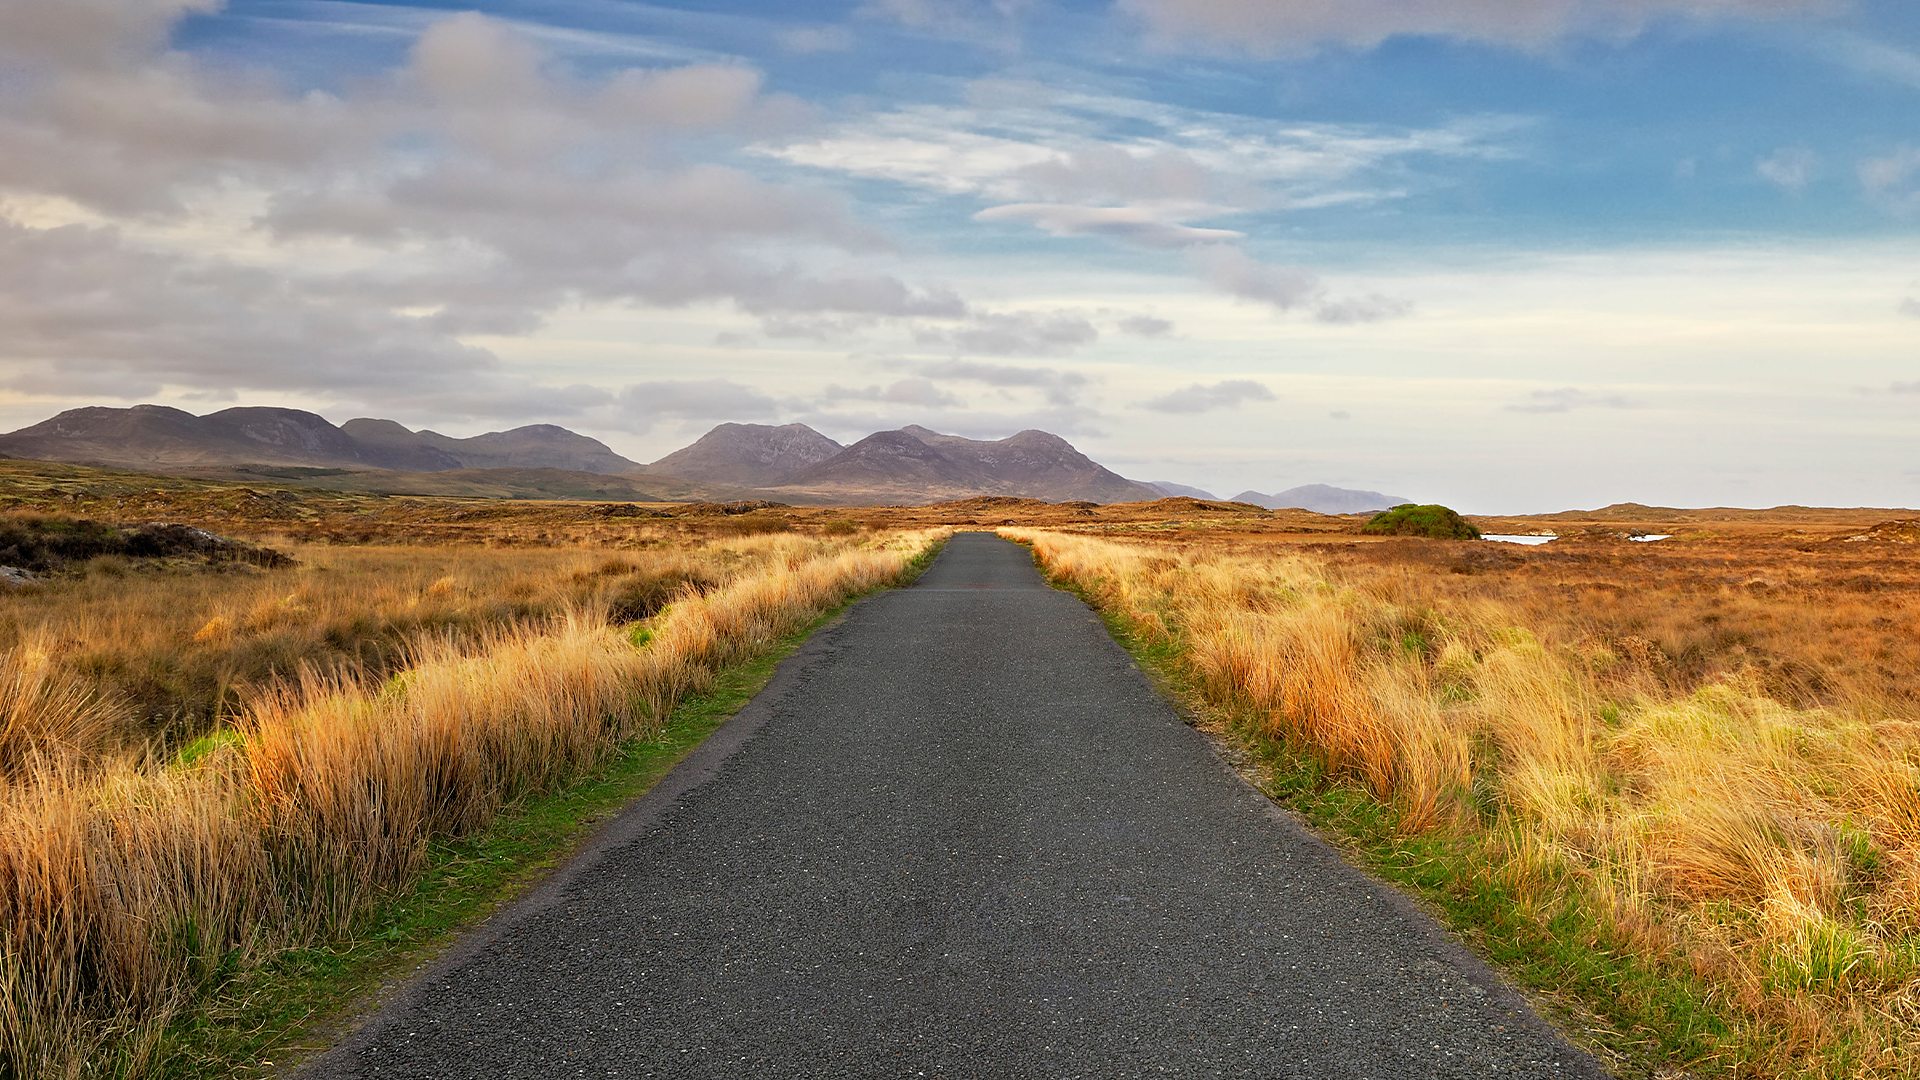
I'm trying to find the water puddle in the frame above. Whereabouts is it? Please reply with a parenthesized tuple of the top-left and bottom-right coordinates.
(1482, 534, 1558, 546)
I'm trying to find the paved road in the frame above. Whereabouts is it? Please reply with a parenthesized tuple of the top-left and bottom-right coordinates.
(305, 533, 1607, 1079)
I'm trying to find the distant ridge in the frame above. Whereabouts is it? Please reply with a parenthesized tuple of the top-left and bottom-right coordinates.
(343, 418, 638, 474)
(0, 405, 643, 476)
(1233, 484, 1411, 514)
(1145, 481, 1219, 501)
(0, 404, 1189, 505)
(779, 426, 1160, 504)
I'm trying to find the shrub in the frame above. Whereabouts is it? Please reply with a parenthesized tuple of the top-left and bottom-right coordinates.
(1362, 504, 1481, 540)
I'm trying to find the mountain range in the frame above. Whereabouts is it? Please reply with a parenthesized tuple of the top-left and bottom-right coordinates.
(0, 405, 1402, 510)
(658, 422, 1157, 503)
(0, 405, 643, 475)
(1231, 485, 1411, 514)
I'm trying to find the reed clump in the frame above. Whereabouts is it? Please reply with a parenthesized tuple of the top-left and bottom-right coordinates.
(1007, 528, 1920, 1077)
(0, 530, 943, 1078)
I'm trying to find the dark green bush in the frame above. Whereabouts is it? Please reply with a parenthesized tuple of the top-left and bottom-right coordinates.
(1361, 504, 1482, 540)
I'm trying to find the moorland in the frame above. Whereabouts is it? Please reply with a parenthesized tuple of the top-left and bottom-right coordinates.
(1, 454, 1917, 1078)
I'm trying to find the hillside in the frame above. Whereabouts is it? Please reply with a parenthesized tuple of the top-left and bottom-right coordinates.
(1234, 484, 1410, 514)
(779, 427, 1159, 504)
(1146, 481, 1219, 500)
(0, 406, 643, 476)
(646, 423, 844, 485)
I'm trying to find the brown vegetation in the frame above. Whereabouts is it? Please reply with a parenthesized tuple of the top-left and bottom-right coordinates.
(1008, 526, 1920, 1077)
(0, 485, 944, 1076)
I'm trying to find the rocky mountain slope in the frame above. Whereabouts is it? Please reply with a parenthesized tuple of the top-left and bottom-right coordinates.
(645, 423, 844, 485)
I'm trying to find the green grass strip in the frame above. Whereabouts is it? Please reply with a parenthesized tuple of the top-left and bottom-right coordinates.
(149, 539, 945, 1078)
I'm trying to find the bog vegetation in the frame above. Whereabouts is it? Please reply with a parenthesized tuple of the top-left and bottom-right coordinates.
(0, 506, 943, 1078)
(5, 456, 1917, 1079)
(1007, 528, 1920, 1078)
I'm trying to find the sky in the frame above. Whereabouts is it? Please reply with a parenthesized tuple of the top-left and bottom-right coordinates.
(0, 0, 1916, 512)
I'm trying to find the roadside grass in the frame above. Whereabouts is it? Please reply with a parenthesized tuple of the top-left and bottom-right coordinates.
(1010, 532, 1910, 1080)
(146, 550, 930, 1078)
(0, 532, 947, 1079)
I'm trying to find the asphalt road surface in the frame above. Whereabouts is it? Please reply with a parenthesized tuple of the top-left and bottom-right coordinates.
(304, 533, 1608, 1079)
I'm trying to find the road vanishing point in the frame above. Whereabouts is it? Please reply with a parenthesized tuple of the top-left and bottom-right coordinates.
(305, 533, 1608, 1079)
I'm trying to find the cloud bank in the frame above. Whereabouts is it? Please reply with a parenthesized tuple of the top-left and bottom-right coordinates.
(1120, 0, 1836, 53)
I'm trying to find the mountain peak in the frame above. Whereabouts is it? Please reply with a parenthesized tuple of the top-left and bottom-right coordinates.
(647, 422, 843, 486)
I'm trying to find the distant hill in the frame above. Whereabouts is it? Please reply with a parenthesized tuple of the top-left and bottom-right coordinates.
(1145, 481, 1219, 500)
(0, 405, 644, 476)
(1233, 484, 1410, 514)
(646, 422, 844, 485)
(1, 405, 1169, 505)
(775, 426, 1159, 504)
(342, 418, 638, 474)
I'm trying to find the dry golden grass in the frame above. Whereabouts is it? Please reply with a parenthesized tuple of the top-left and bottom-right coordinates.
(1008, 528, 1920, 1078)
(7, 453, 1917, 1076)
(0, 544, 651, 748)
(0, 528, 944, 1078)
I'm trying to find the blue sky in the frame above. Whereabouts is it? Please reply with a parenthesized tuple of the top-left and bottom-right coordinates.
(0, 0, 1915, 510)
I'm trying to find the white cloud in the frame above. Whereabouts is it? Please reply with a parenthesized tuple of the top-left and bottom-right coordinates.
(1140, 379, 1276, 413)
(817, 378, 963, 408)
(617, 379, 777, 425)
(1860, 147, 1920, 214)
(0, 5, 1044, 421)
(761, 87, 1507, 315)
(1117, 315, 1175, 337)
(1814, 30, 1920, 90)
(1900, 297, 1920, 318)
(974, 204, 1243, 248)
(1119, 0, 1836, 54)
(1757, 146, 1818, 194)
(916, 359, 1090, 405)
(914, 311, 1100, 356)
(762, 91, 1520, 214)
(1315, 293, 1416, 324)
(0, 0, 219, 71)
(0, 217, 497, 397)
(1189, 246, 1322, 310)
(1505, 387, 1642, 414)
